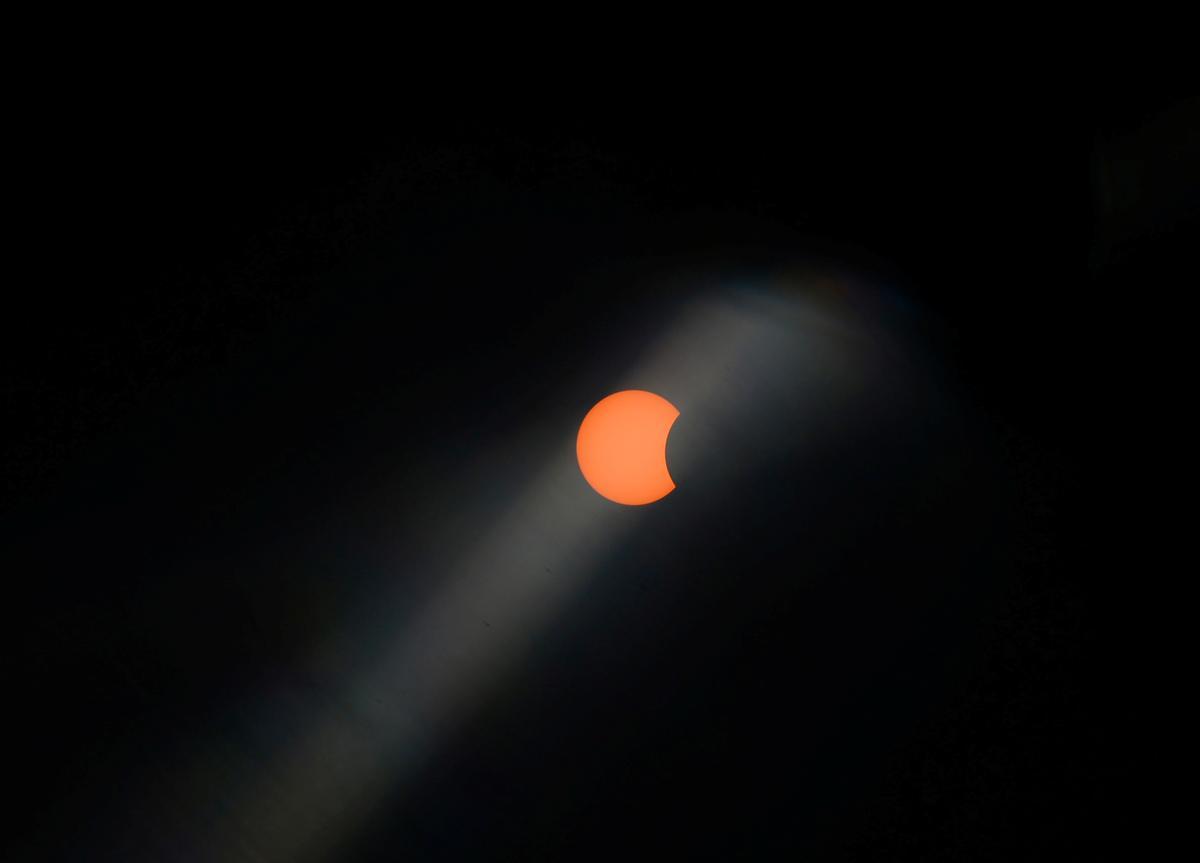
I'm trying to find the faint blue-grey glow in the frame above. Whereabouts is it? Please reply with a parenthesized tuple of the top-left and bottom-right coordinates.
(153, 276, 903, 862)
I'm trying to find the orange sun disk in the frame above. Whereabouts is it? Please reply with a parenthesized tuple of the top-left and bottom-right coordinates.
(576, 390, 679, 505)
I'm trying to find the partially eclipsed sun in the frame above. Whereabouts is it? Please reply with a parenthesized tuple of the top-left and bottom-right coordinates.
(576, 390, 679, 505)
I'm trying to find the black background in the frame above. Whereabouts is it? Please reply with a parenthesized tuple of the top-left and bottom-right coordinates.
(4, 85, 1192, 859)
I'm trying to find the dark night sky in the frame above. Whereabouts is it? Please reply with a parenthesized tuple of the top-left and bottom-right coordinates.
(4, 86, 1192, 859)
